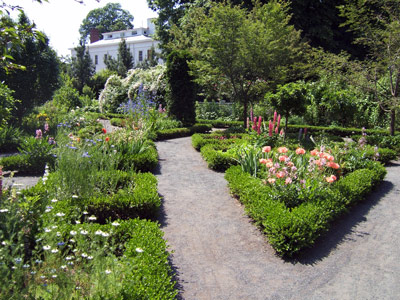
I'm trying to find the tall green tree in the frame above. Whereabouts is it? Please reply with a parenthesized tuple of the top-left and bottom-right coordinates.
(181, 1, 304, 127)
(79, 3, 134, 42)
(104, 38, 133, 76)
(0, 12, 59, 122)
(69, 42, 95, 93)
(339, 0, 400, 135)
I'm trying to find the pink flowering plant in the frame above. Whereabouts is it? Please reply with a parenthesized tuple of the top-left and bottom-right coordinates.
(256, 145, 342, 208)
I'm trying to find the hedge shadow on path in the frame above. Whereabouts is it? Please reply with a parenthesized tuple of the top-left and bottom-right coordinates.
(291, 172, 395, 265)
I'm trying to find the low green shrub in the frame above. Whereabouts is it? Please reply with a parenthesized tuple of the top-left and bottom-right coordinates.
(196, 119, 243, 128)
(225, 161, 386, 257)
(156, 123, 212, 140)
(0, 126, 24, 152)
(0, 154, 47, 175)
(191, 133, 247, 151)
(117, 141, 158, 172)
(110, 117, 126, 127)
(200, 143, 238, 171)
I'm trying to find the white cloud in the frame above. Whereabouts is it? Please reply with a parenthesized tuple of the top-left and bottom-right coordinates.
(11, 0, 158, 56)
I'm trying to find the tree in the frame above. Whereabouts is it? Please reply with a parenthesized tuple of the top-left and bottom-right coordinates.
(0, 12, 60, 122)
(339, 0, 400, 135)
(104, 38, 133, 76)
(79, 3, 134, 42)
(181, 1, 304, 127)
(166, 50, 196, 125)
(266, 82, 307, 138)
(69, 41, 95, 93)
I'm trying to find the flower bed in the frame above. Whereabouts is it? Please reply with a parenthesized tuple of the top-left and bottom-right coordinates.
(225, 144, 387, 257)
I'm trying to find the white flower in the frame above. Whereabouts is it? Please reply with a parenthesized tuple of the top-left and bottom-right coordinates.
(95, 230, 103, 236)
(67, 261, 74, 265)
(52, 275, 57, 278)
(81, 253, 87, 258)
(111, 222, 120, 227)
(61, 265, 67, 269)
(101, 232, 110, 237)
(87, 256, 93, 260)
(65, 256, 73, 261)
(83, 211, 88, 215)
(51, 225, 58, 229)
(51, 199, 58, 203)
(135, 248, 144, 253)
(56, 212, 65, 217)
(72, 249, 78, 253)
(70, 231, 77, 236)
(80, 230, 88, 235)
(0, 209, 9, 213)
(88, 215, 97, 221)
(1, 241, 7, 246)
(75, 220, 81, 224)
(69, 239, 75, 243)
(51, 249, 59, 253)
(43, 245, 51, 250)
(44, 228, 51, 233)
(72, 195, 79, 199)
(56, 232, 61, 237)
(105, 269, 112, 274)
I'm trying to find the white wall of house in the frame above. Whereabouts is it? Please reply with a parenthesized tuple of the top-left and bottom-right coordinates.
(70, 18, 162, 73)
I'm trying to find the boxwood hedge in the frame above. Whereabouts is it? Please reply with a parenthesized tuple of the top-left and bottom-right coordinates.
(225, 162, 386, 257)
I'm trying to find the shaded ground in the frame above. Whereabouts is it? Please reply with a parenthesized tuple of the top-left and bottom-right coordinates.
(155, 136, 400, 300)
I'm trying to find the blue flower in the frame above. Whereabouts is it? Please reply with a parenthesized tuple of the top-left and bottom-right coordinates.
(57, 242, 65, 246)
(82, 152, 90, 158)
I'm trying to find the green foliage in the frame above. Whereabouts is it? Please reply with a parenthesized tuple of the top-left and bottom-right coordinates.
(79, 3, 134, 42)
(0, 82, 18, 127)
(166, 50, 196, 126)
(0, 12, 60, 122)
(53, 74, 82, 110)
(69, 42, 95, 93)
(105, 39, 134, 76)
(0, 126, 23, 152)
(99, 74, 127, 113)
(18, 136, 55, 172)
(155, 123, 212, 140)
(191, 133, 247, 151)
(200, 143, 239, 171)
(195, 100, 237, 121)
(91, 69, 117, 98)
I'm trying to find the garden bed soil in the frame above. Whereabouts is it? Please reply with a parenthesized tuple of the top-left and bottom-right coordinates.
(156, 136, 400, 300)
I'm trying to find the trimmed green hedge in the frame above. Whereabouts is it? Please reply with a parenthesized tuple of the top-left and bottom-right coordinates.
(196, 119, 243, 128)
(44, 219, 177, 299)
(225, 162, 386, 257)
(192, 133, 247, 151)
(155, 123, 212, 140)
(119, 143, 158, 173)
(286, 124, 390, 137)
(200, 143, 239, 171)
(0, 154, 47, 175)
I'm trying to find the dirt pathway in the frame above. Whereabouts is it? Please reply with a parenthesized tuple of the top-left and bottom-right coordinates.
(156, 136, 400, 300)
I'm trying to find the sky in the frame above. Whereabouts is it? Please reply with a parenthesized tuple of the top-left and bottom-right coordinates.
(11, 0, 158, 57)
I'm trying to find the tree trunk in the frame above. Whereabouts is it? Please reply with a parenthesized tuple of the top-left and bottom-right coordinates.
(243, 100, 248, 129)
(390, 108, 396, 136)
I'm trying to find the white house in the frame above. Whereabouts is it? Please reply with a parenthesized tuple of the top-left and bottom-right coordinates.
(71, 18, 161, 73)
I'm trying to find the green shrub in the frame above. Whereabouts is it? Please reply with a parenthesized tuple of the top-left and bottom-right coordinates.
(200, 143, 238, 171)
(166, 50, 196, 126)
(156, 124, 212, 140)
(118, 146, 158, 173)
(225, 161, 386, 257)
(192, 133, 247, 150)
(196, 119, 243, 128)
(0, 126, 23, 152)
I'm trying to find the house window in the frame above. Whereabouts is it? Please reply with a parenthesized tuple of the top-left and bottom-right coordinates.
(147, 49, 152, 60)
(107, 34, 113, 39)
(120, 33, 125, 37)
(131, 31, 137, 35)
(139, 51, 143, 61)
(94, 55, 98, 65)
(104, 54, 108, 61)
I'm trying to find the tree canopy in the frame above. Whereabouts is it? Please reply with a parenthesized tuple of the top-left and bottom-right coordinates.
(0, 12, 60, 122)
(104, 38, 134, 76)
(175, 1, 305, 127)
(79, 2, 134, 42)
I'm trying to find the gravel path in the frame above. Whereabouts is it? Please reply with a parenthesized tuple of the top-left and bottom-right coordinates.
(155, 136, 400, 300)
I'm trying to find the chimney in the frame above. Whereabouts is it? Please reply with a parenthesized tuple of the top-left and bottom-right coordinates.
(90, 28, 100, 44)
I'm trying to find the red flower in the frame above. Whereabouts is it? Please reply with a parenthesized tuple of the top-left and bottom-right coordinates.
(102, 128, 107, 134)
(105, 137, 110, 142)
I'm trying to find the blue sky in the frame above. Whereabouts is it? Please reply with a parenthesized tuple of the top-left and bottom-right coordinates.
(11, 0, 158, 56)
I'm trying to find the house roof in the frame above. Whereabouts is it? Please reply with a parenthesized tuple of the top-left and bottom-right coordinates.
(87, 35, 155, 49)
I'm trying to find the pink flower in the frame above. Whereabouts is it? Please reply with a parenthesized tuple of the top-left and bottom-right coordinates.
(268, 120, 273, 137)
(276, 171, 286, 178)
(35, 129, 43, 139)
(277, 147, 288, 154)
(259, 158, 268, 164)
(310, 149, 319, 156)
(295, 148, 306, 155)
(262, 146, 271, 153)
(326, 162, 340, 169)
(268, 178, 276, 184)
(325, 175, 337, 183)
(279, 155, 288, 162)
(285, 177, 292, 185)
(275, 114, 281, 134)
